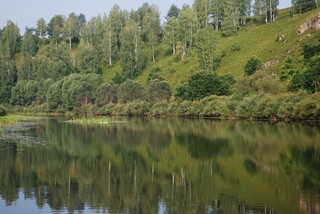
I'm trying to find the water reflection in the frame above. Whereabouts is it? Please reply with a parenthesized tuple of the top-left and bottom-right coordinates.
(0, 118, 319, 213)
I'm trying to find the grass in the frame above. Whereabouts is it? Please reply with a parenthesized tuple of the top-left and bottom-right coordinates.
(65, 117, 111, 126)
(0, 115, 39, 126)
(101, 8, 320, 92)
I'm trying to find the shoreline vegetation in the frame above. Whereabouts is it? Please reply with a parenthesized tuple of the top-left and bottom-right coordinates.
(3, 90, 319, 124)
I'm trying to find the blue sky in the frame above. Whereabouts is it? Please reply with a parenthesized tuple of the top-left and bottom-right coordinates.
(0, 0, 292, 33)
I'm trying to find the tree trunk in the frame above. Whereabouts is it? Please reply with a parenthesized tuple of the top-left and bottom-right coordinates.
(109, 31, 112, 65)
(269, 0, 272, 23)
(69, 37, 72, 50)
(152, 42, 155, 63)
(134, 33, 138, 68)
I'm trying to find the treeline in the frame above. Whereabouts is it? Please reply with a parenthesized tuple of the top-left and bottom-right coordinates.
(0, 0, 320, 120)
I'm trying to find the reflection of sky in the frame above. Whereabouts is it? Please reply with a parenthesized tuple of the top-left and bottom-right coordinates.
(0, 192, 174, 213)
(0, 191, 107, 214)
(0, 191, 52, 214)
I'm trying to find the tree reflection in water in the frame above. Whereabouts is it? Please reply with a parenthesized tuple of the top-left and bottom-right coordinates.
(0, 118, 319, 213)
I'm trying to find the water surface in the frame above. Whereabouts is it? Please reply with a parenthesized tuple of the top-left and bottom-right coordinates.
(0, 117, 319, 213)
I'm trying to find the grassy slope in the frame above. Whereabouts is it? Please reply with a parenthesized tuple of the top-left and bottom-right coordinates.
(101, 8, 320, 92)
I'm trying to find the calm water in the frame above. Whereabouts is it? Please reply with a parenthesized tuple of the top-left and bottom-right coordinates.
(0, 117, 319, 214)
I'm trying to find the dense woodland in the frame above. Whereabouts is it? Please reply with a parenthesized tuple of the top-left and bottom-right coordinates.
(0, 0, 320, 120)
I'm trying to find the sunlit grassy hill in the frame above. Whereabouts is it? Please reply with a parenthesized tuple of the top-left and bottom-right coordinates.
(100, 8, 320, 92)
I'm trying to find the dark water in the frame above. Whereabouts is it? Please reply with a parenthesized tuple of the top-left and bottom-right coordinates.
(0, 117, 319, 214)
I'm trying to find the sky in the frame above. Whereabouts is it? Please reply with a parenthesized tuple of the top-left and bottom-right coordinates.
(0, 0, 292, 33)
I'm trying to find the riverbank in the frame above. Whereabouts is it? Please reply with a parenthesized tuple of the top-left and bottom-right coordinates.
(3, 91, 320, 123)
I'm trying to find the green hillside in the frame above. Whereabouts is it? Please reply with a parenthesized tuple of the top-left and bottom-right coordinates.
(126, 8, 320, 91)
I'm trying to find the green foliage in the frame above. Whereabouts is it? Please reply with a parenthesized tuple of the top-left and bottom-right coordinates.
(235, 70, 287, 95)
(46, 79, 65, 111)
(0, 105, 7, 116)
(293, 0, 317, 14)
(0, 58, 17, 103)
(166, 4, 180, 19)
(176, 72, 235, 100)
(0, 21, 20, 60)
(10, 80, 38, 105)
(118, 80, 146, 103)
(196, 27, 220, 71)
(147, 66, 163, 82)
(302, 44, 320, 60)
(48, 15, 64, 45)
(34, 43, 75, 80)
(244, 57, 261, 76)
(230, 44, 241, 52)
(290, 55, 320, 93)
(95, 82, 118, 106)
(19, 55, 34, 81)
(37, 78, 54, 103)
(21, 31, 38, 56)
(147, 79, 172, 102)
(119, 20, 146, 80)
(77, 46, 102, 74)
(222, 0, 240, 36)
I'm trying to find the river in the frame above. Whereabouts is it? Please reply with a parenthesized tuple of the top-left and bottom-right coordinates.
(0, 117, 319, 213)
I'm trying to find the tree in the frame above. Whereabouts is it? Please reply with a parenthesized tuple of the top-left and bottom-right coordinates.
(196, 27, 219, 71)
(36, 18, 47, 39)
(63, 13, 78, 50)
(147, 79, 172, 102)
(163, 17, 179, 55)
(222, 0, 240, 36)
(178, 7, 197, 60)
(95, 82, 119, 106)
(166, 4, 180, 19)
(210, 0, 224, 31)
(303, 55, 320, 93)
(0, 58, 17, 103)
(292, 0, 317, 14)
(193, 0, 210, 28)
(70, 82, 94, 107)
(176, 72, 234, 100)
(254, 0, 267, 23)
(48, 15, 64, 45)
(142, 5, 160, 62)
(238, 0, 252, 25)
(77, 46, 101, 74)
(109, 5, 126, 56)
(46, 78, 65, 110)
(1, 21, 20, 59)
(118, 80, 145, 103)
(102, 15, 117, 65)
(10, 80, 38, 105)
(120, 19, 146, 79)
(21, 31, 38, 56)
(34, 43, 74, 80)
(19, 55, 34, 81)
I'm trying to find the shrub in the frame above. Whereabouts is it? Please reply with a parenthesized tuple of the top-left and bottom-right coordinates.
(244, 57, 261, 76)
(0, 105, 7, 116)
(95, 82, 119, 106)
(230, 44, 241, 52)
(118, 80, 146, 103)
(147, 79, 172, 102)
(175, 72, 235, 100)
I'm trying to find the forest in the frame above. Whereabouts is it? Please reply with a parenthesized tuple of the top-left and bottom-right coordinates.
(0, 0, 320, 120)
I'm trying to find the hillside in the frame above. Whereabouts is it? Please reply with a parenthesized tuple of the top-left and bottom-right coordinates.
(122, 8, 320, 91)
